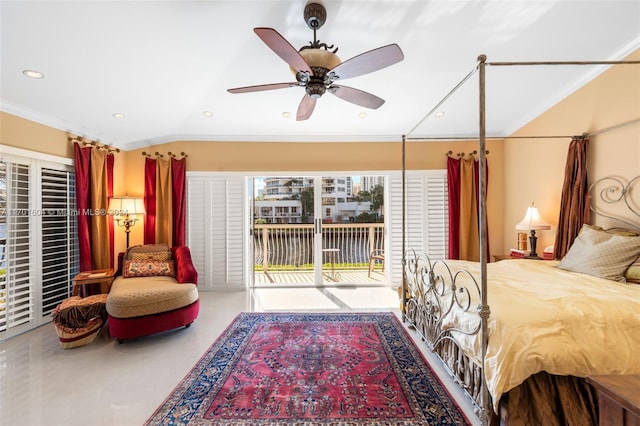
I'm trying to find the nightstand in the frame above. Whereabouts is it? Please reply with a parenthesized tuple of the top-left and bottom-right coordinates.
(587, 375, 640, 425)
(72, 268, 116, 297)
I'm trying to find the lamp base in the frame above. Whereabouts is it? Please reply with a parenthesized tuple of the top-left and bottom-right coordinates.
(528, 230, 539, 259)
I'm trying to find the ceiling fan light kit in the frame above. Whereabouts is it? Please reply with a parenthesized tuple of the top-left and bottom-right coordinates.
(227, 2, 404, 121)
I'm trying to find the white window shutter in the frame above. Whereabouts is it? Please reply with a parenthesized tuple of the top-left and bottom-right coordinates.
(0, 161, 34, 338)
(387, 170, 448, 288)
(386, 174, 404, 288)
(187, 174, 245, 290)
(424, 172, 449, 260)
(40, 167, 78, 316)
(186, 176, 207, 288)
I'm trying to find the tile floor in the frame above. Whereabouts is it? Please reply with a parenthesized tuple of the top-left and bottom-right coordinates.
(0, 287, 479, 426)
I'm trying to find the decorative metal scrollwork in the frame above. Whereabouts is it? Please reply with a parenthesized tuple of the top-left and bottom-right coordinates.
(403, 249, 483, 413)
(589, 175, 640, 230)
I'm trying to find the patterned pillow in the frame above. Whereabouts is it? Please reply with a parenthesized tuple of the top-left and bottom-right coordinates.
(126, 244, 171, 260)
(557, 224, 640, 282)
(129, 251, 171, 261)
(122, 260, 175, 278)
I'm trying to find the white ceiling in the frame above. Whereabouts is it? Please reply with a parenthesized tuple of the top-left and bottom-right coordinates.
(2, 1, 639, 151)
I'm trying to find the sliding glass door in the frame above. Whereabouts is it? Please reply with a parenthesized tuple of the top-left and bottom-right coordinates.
(250, 174, 386, 287)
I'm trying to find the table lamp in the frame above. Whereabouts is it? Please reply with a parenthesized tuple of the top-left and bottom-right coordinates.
(515, 203, 551, 259)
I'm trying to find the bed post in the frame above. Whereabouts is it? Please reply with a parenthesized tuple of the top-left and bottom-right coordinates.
(478, 54, 491, 426)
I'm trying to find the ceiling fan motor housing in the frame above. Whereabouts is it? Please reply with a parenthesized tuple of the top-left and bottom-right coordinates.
(306, 83, 326, 98)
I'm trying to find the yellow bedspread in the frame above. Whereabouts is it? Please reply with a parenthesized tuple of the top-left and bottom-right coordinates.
(431, 259, 640, 412)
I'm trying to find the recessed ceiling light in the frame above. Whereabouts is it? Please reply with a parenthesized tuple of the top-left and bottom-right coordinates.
(112, 113, 126, 119)
(22, 69, 44, 79)
(203, 111, 214, 118)
(282, 112, 291, 118)
(358, 112, 368, 119)
(434, 111, 446, 118)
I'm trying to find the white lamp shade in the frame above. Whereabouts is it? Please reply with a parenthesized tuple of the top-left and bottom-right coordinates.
(109, 197, 146, 217)
(515, 205, 551, 231)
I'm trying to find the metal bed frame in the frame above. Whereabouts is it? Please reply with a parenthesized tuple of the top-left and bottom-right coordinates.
(400, 55, 640, 425)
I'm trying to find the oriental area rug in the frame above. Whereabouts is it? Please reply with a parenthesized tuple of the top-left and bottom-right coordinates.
(146, 312, 470, 425)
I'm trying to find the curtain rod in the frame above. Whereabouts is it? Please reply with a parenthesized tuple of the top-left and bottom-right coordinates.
(141, 151, 188, 159)
(68, 135, 120, 153)
(446, 150, 490, 158)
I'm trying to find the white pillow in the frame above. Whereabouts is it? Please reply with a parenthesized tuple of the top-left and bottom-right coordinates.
(557, 224, 640, 282)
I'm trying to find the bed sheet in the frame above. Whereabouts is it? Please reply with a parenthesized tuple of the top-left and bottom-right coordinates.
(428, 258, 640, 412)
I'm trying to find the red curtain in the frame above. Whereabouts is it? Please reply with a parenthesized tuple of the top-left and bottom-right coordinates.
(144, 158, 157, 245)
(107, 154, 114, 268)
(171, 158, 187, 246)
(447, 157, 461, 259)
(447, 155, 489, 261)
(144, 156, 187, 247)
(74, 144, 92, 271)
(554, 136, 590, 259)
(73, 143, 114, 270)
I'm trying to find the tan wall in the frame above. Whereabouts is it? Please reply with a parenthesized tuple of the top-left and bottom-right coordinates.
(122, 140, 499, 172)
(1, 112, 74, 159)
(122, 139, 505, 256)
(503, 49, 640, 254)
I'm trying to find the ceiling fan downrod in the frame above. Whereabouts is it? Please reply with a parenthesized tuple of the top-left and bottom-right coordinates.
(300, 2, 338, 54)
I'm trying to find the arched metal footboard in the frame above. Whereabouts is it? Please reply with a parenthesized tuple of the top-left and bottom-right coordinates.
(403, 249, 486, 419)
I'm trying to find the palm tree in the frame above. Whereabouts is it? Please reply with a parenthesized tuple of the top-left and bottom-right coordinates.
(370, 184, 384, 214)
(283, 179, 313, 222)
(299, 188, 314, 223)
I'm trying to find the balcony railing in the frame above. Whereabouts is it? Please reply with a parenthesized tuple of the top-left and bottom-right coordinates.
(253, 223, 384, 272)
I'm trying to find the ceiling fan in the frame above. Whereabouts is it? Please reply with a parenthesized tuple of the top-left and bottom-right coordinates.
(227, 2, 404, 121)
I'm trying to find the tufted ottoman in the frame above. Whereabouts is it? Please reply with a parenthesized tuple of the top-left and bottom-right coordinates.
(106, 245, 199, 343)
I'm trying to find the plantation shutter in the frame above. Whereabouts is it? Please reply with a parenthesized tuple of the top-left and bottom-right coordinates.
(40, 168, 78, 316)
(387, 170, 448, 288)
(424, 172, 449, 259)
(0, 161, 33, 335)
(1, 148, 78, 341)
(187, 174, 245, 290)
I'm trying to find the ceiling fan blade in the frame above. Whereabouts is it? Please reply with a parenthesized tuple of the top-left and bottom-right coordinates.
(296, 94, 317, 121)
(254, 27, 312, 74)
(329, 85, 385, 109)
(330, 44, 404, 80)
(227, 82, 298, 94)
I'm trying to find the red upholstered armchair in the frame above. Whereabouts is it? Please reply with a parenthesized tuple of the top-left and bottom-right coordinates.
(106, 245, 199, 343)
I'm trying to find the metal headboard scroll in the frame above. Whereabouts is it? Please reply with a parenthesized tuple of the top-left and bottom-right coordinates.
(589, 175, 640, 231)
